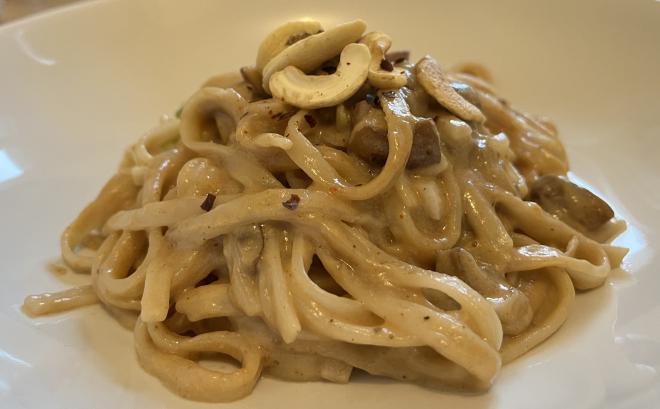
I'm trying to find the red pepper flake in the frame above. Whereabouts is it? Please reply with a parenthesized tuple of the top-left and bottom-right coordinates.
(380, 58, 394, 72)
(286, 32, 311, 45)
(200, 193, 216, 211)
(304, 114, 317, 127)
(282, 194, 301, 210)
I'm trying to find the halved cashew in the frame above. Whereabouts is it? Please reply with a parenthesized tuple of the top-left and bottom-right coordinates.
(359, 32, 407, 89)
(269, 43, 370, 109)
(415, 55, 485, 123)
(262, 19, 367, 94)
(256, 20, 324, 71)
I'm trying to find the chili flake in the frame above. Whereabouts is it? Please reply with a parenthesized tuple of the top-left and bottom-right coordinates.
(282, 194, 301, 210)
(200, 193, 216, 212)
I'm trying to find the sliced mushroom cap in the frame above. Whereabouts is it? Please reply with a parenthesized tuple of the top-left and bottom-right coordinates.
(256, 20, 324, 71)
(269, 43, 371, 109)
(348, 100, 389, 166)
(529, 175, 614, 231)
(415, 55, 485, 123)
(437, 248, 533, 336)
(450, 81, 481, 108)
(348, 101, 442, 169)
(359, 31, 407, 89)
(262, 19, 367, 93)
(407, 118, 442, 169)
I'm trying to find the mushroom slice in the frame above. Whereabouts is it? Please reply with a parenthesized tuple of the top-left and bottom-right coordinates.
(256, 20, 324, 72)
(437, 248, 533, 336)
(269, 43, 370, 109)
(262, 19, 367, 94)
(348, 101, 389, 166)
(529, 175, 614, 231)
(415, 55, 485, 123)
(348, 101, 442, 169)
(407, 118, 442, 169)
(359, 32, 407, 89)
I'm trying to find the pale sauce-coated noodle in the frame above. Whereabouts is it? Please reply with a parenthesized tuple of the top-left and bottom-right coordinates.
(24, 19, 627, 402)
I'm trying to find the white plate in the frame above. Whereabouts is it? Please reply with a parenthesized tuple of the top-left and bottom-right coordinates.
(1, 0, 659, 408)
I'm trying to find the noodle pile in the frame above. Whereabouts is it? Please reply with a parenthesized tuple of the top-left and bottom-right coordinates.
(24, 19, 628, 402)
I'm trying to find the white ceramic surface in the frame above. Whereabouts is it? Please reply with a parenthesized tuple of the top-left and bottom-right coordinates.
(1, 0, 659, 408)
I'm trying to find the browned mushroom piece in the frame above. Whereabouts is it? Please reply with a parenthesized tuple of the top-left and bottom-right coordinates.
(529, 175, 614, 231)
(407, 118, 442, 169)
(415, 56, 485, 123)
(437, 248, 533, 336)
(450, 81, 481, 108)
(348, 101, 442, 169)
(347, 101, 390, 166)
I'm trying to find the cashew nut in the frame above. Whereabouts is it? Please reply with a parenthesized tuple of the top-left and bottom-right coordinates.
(415, 55, 485, 123)
(262, 19, 367, 94)
(256, 20, 324, 71)
(269, 43, 370, 109)
(359, 32, 407, 89)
